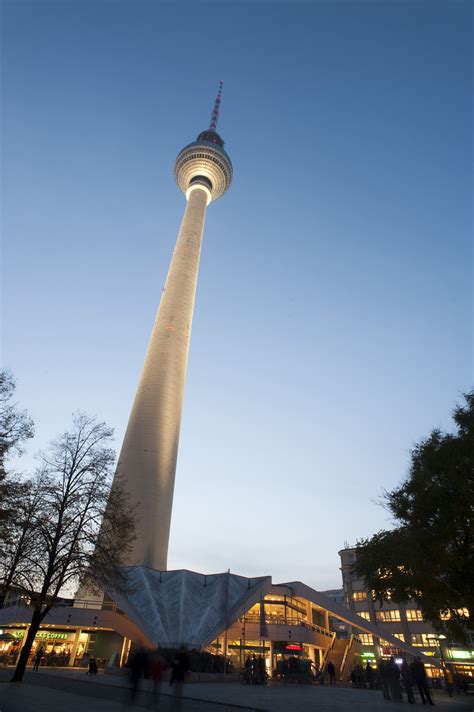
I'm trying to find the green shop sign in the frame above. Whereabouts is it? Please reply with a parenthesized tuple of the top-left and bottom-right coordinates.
(36, 631, 69, 640)
(10, 630, 69, 640)
(447, 649, 474, 661)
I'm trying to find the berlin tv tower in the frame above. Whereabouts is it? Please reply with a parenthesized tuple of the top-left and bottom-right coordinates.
(112, 84, 232, 569)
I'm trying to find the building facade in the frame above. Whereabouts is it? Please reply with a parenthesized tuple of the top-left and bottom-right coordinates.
(321, 589, 350, 639)
(0, 571, 438, 679)
(339, 546, 474, 680)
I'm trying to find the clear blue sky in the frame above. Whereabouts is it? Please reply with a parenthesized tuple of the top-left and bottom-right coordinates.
(2, 0, 472, 590)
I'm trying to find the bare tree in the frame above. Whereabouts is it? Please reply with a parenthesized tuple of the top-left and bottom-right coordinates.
(10, 413, 135, 683)
(0, 476, 42, 608)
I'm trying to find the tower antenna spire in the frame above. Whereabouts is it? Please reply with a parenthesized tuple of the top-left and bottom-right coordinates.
(209, 80, 223, 131)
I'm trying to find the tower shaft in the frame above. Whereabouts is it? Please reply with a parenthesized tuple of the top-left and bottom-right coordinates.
(115, 186, 209, 569)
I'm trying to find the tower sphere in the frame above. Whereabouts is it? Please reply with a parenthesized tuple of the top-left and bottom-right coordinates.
(174, 128, 232, 204)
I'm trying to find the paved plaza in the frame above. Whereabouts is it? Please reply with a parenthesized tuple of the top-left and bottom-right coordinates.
(0, 668, 473, 712)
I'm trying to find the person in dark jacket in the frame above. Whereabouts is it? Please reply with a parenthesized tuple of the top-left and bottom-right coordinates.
(386, 657, 403, 701)
(87, 656, 98, 675)
(257, 655, 266, 685)
(410, 657, 434, 706)
(33, 645, 45, 671)
(365, 662, 374, 689)
(128, 648, 148, 702)
(401, 659, 415, 703)
(327, 660, 336, 684)
(170, 647, 189, 711)
(379, 660, 391, 700)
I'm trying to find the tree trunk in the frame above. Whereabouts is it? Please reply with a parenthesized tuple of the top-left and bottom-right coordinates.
(11, 608, 42, 682)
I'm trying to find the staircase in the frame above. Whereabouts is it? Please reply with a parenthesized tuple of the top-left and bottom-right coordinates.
(339, 635, 362, 681)
(321, 634, 348, 677)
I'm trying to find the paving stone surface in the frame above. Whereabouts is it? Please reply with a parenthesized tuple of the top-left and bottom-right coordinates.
(0, 667, 472, 712)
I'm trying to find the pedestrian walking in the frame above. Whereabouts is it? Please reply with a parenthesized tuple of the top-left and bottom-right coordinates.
(87, 656, 98, 675)
(250, 654, 258, 684)
(354, 664, 364, 688)
(379, 660, 391, 700)
(365, 661, 374, 689)
(257, 655, 266, 685)
(128, 648, 149, 703)
(150, 651, 165, 706)
(170, 647, 189, 712)
(33, 645, 44, 671)
(410, 656, 434, 706)
(444, 665, 454, 697)
(401, 659, 415, 704)
(387, 657, 403, 701)
(327, 660, 336, 684)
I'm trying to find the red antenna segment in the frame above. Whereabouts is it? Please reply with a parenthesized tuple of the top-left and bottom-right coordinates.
(209, 80, 224, 131)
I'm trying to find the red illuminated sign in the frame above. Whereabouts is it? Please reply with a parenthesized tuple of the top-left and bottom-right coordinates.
(286, 644, 302, 651)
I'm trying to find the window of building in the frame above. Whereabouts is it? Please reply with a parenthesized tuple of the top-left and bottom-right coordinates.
(353, 592, 367, 601)
(242, 595, 308, 625)
(393, 633, 405, 641)
(375, 610, 401, 622)
(406, 609, 423, 621)
(358, 611, 370, 620)
(411, 633, 437, 647)
(359, 634, 373, 645)
(440, 608, 469, 621)
(311, 609, 325, 628)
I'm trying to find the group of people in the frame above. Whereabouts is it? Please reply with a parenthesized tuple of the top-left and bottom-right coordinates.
(31, 645, 71, 669)
(85, 656, 99, 675)
(347, 657, 436, 704)
(127, 646, 189, 710)
(379, 657, 434, 705)
(350, 662, 374, 688)
(243, 654, 267, 684)
(347, 657, 437, 704)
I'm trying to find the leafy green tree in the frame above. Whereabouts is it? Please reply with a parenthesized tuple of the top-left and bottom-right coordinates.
(354, 392, 474, 641)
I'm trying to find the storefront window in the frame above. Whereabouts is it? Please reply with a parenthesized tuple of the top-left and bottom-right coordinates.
(240, 596, 308, 625)
(0, 627, 96, 668)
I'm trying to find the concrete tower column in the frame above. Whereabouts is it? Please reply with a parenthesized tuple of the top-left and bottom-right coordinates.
(115, 186, 209, 570)
(109, 83, 232, 570)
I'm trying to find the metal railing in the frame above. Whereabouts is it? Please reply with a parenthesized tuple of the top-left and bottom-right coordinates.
(339, 634, 355, 681)
(236, 614, 332, 638)
(3, 597, 124, 614)
(320, 632, 337, 672)
(67, 599, 125, 613)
